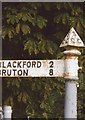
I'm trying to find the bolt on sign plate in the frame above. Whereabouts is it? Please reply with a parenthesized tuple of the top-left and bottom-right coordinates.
(0, 60, 64, 77)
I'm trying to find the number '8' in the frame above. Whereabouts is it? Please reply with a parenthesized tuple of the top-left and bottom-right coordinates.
(49, 69, 53, 76)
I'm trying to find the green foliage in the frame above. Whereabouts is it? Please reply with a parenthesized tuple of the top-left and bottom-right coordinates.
(21, 24, 30, 35)
(24, 39, 39, 55)
(36, 16, 47, 29)
(2, 2, 85, 119)
(2, 3, 47, 41)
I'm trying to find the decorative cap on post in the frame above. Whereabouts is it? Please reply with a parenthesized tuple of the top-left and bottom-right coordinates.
(60, 27, 84, 48)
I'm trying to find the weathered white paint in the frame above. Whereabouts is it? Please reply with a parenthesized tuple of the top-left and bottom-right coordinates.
(60, 27, 84, 48)
(64, 58, 79, 80)
(62, 27, 84, 119)
(64, 49, 81, 56)
(64, 81, 77, 118)
(0, 57, 80, 79)
(3, 106, 12, 119)
(64, 50, 79, 119)
(0, 60, 64, 77)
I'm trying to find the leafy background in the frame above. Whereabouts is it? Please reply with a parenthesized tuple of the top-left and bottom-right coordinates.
(2, 2, 85, 118)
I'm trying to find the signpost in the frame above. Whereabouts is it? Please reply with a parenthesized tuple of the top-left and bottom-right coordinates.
(60, 27, 84, 119)
(2, 27, 84, 119)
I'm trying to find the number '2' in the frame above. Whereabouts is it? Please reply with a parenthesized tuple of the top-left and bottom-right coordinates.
(49, 61, 53, 68)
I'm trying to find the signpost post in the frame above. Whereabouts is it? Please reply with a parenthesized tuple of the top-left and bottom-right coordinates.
(2, 27, 84, 119)
(60, 27, 84, 119)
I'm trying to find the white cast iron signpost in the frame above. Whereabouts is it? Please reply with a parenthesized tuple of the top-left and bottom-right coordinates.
(2, 27, 84, 119)
(60, 27, 84, 119)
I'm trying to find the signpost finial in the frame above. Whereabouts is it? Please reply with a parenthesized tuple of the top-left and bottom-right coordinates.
(60, 27, 84, 48)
